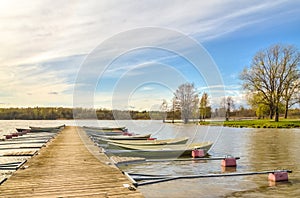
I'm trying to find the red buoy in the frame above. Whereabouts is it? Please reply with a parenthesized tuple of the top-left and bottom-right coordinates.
(5, 134, 13, 139)
(221, 157, 237, 167)
(268, 171, 288, 182)
(123, 132, 133, 136)
(147, 138, 157, 140)
(11, 133, 18, 137)
(192, 149, 205, 158)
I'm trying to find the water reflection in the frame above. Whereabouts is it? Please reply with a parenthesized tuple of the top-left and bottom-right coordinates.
(239, 128, 300, 197)
(120, 124, 300, 198)
(221, 166, 237, 173)
(247, 129, 299, 169)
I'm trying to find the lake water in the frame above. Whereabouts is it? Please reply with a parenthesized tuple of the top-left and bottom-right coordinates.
(0, 120, 299, 197)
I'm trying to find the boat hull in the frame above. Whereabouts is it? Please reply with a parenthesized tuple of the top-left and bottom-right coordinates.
(104, 137, 189, 146)
(29, 125, 65, 132)
(85, 130, 124, 136)
(102, 134, 151, 140)
(83, 126, 126, 131)
(104, 142, 213, 159)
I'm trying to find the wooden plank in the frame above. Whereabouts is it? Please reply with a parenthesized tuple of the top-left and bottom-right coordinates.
(1, 150, 38, 157)
(110, 156, 146, 165)
(0, 145, 44, 150)
(0, 140, 48, 145)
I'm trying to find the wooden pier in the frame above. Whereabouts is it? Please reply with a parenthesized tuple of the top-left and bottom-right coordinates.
(0, 126, 143, 198)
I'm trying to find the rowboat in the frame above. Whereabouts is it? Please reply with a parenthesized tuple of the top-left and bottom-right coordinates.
(16, 128, 30, 132)
(29, 125, 65, 132)
(83, 126, 127, 131)
(96, 137, 189, 146)
(108, 141, 212, 150)
(94, 134, 151, 141)
(104, 141, 213, 159)
(84, 129, 124, 136)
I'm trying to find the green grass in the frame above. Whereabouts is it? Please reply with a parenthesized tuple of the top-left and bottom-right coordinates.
(199, 119, 300, 128)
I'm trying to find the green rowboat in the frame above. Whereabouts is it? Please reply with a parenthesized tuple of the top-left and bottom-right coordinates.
(97, 137, 189, 146)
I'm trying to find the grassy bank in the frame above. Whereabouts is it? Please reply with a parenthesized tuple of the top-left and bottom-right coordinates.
(199, 119, 300, 128)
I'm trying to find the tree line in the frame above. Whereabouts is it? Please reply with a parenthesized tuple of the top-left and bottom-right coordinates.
(0, 107, 73, 120)
(0, 105, 299, 121)
(0, 107, 155, 120)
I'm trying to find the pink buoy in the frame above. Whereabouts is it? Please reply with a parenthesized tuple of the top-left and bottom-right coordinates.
(192, 149, 205, 158)
(268, 172, 288, 182)
(221, 157, 237, 167)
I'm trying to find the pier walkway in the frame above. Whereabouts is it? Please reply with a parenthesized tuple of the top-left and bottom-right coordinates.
(0, 126, 143, 198)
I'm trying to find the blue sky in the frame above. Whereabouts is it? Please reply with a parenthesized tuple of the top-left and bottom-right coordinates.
(0, 0, 300, 110)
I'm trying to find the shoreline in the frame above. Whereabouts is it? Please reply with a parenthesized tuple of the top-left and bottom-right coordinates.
(198, 119, 300, 128)
(164, 119, 300, 128)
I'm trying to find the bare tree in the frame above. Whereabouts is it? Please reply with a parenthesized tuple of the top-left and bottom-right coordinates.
(220, 96, 235, 121)
(160, 99, 168, 122)
(171, 97, 180, 123)
(174, 83, 199, 124)
(240, 44, 300, 122)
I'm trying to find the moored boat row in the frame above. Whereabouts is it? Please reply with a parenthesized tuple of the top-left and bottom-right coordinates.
(85, 126, 213, 159)
(0, 125, 64, 184)
(95, 134, 152, 141)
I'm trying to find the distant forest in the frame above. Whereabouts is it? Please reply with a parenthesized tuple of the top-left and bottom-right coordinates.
(0, 107, 299, 120)
(0, 107, 160, 120)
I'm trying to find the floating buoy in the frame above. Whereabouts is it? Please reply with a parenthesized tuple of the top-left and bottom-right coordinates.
(147, 138, 157, 140)
(123, 132, 133, 136)
(268, 171, 288, 182)
(5, 135, 13, 139)
(192, 149, 205, 158)
(221, 157, 237, 167)
(11, 133, 18, 137)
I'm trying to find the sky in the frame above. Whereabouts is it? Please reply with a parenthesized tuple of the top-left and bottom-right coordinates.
(0, 0, 300, 110)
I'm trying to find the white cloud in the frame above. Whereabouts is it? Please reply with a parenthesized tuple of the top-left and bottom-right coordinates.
(1, 0, 293, 66)
(0, 63, 74, 107)
(140, 86, 155, 91)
